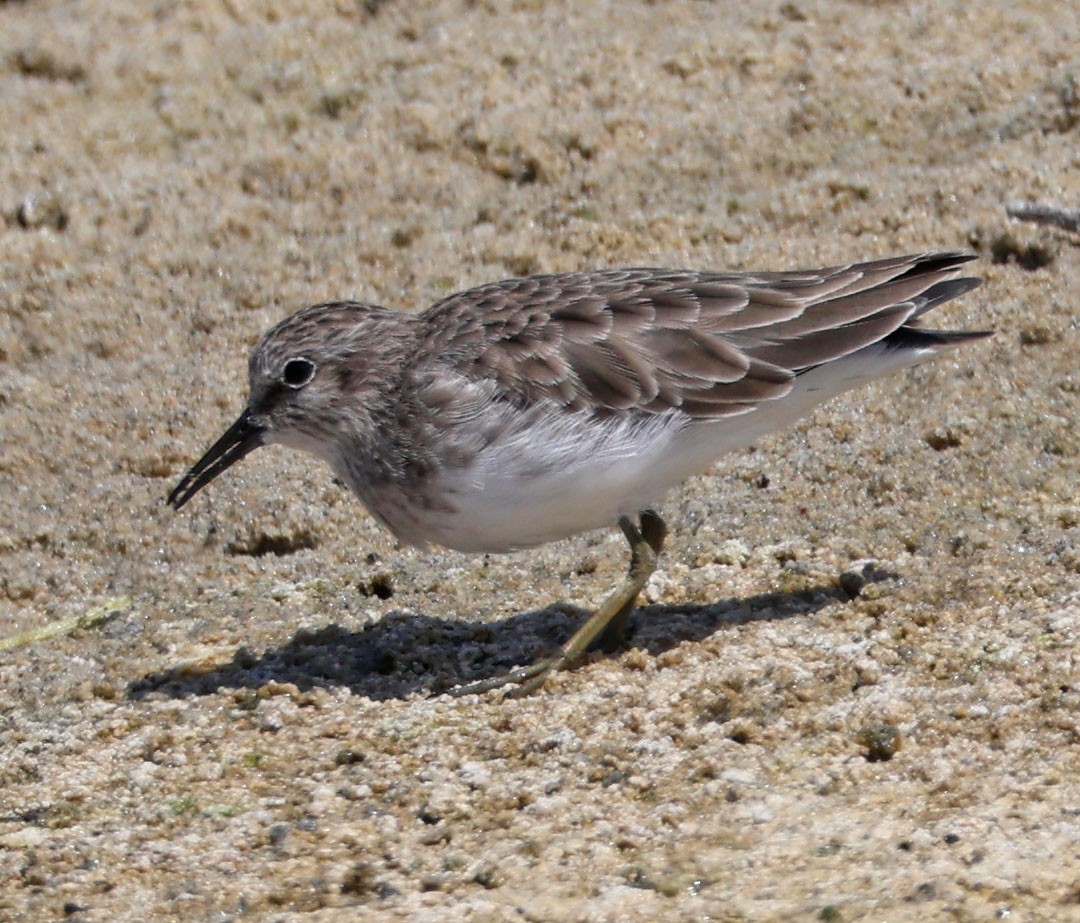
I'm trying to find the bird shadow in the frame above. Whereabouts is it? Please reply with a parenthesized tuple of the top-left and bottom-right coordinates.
(128, 564, 893, 703)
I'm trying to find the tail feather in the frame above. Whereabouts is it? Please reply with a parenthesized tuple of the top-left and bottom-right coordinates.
(884, 326, 994, 352)
(912, 276, 983, 317)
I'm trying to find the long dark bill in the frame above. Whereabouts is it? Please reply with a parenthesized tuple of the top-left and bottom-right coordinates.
(167, 411, 266, 510)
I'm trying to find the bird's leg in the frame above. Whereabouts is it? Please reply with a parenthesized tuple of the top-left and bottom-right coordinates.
(450, 509, 667, 699)
(594, 508, 667, 651)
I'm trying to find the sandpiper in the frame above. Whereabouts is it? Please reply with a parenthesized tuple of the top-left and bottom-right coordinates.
(168, 250, 989, 696)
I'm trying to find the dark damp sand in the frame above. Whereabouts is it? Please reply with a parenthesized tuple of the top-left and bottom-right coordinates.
(1, 1, 1078, 919)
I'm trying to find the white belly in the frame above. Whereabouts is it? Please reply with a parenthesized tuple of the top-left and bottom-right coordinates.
(428, 408, 692, 551)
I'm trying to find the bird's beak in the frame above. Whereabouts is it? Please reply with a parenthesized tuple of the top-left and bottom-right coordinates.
(167, 410, 266, 510)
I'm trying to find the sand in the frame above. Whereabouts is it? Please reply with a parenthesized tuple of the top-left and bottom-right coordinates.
(1, 0, 1078, 920)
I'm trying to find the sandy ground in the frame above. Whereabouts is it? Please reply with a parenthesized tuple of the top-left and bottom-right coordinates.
(1, 0, 1079, 920)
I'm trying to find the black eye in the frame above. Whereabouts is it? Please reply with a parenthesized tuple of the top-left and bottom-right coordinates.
(282, 357, 316, 388)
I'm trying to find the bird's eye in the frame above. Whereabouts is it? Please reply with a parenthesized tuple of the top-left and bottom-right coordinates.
(282, 357, 317, 388)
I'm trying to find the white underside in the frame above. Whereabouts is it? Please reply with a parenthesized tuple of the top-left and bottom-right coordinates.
(419, 343, 940, 553)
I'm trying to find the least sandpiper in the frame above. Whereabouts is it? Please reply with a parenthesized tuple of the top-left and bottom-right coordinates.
(168, 251, 989, 696)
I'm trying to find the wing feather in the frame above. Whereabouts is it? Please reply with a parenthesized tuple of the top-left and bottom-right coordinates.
(419, 251, 982, 420)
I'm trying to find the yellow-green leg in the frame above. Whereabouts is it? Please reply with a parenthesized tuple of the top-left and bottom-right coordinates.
(451, 509, 668, 699)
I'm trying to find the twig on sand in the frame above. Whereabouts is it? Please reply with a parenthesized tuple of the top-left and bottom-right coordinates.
(0, 596, 131, 652)
(1006, 201, 1080, 233)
